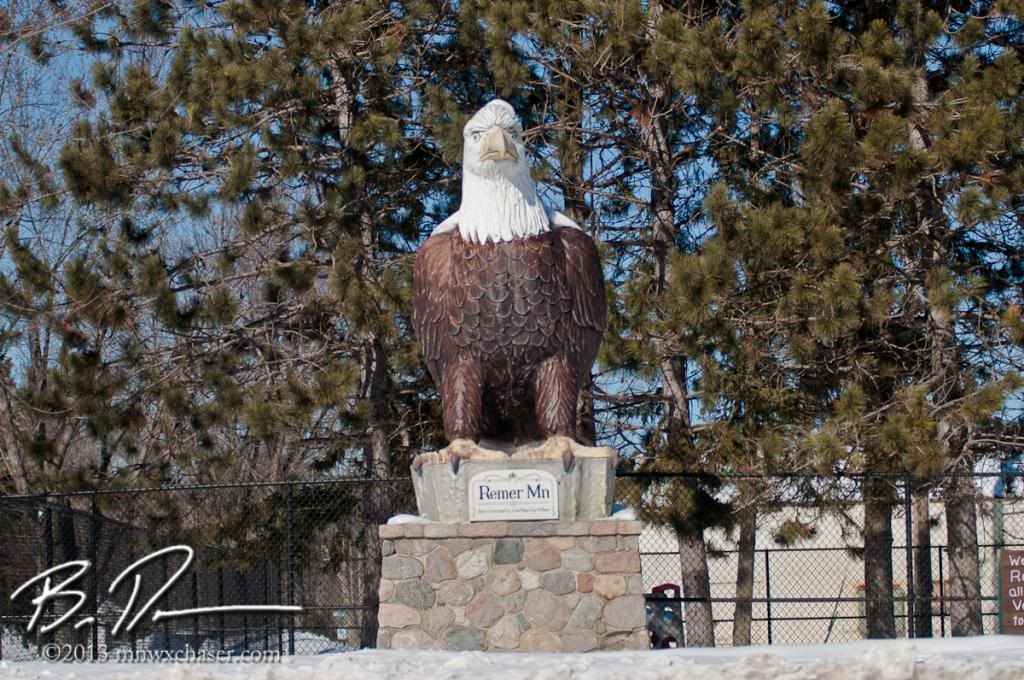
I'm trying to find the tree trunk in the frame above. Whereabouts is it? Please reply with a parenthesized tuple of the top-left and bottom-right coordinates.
(863, 475, 896, 638)
(332, 48, 393, 648)
(358, 336, 390, 647)
(53, 503, 80, 646)
(905, 57, 983, 637)
(555, 59, 589, 226)
(355, 219, 390, 650)
(663, 359, 714, 647)
(641, 1, 714, 646)
(944, 469, 982, 635)
(678, 529, 715, 647)
(912, 487, 934, 637)
(576, 382, 597, 446)
(732, 506, 757, 646)
(929, 302, 981, 636)
(556, 66, 599, 447)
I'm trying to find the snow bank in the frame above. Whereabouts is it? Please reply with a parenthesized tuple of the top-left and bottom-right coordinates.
(386, 514, 429, 525)
(1, 636, 1023, 680)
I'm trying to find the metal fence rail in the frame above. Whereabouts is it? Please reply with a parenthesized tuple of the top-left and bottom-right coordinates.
(0, 472, 1019, 658)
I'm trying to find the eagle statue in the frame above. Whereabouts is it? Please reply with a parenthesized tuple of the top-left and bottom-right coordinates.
(412, 99, 607, 473)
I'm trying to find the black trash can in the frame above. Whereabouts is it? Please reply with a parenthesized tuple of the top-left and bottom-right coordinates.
(645, 583, 685, 648)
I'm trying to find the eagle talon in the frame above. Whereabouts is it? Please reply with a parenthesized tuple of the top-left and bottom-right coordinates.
(542, 435, 578, 473)
(414, 439, 510, 475)
(447, 438, 476, 475)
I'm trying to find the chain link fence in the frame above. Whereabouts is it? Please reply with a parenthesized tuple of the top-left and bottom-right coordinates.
(617, 471, 1024, 647)
(0, 479, 414, 660)
(0, 472, 1019, 658)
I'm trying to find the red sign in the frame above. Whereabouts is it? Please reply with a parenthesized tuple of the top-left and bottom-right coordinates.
(1000, 549, 1024, 634)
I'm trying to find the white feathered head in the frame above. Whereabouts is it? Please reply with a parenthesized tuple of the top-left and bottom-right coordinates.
(450, 99, 550, 244)
(461, 99, 530, 182)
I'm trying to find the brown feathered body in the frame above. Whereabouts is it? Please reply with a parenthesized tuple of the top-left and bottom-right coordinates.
(412, 227, 606, 443)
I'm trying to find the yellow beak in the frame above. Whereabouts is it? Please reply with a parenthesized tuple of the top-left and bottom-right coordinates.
(479, 126, 518, 162)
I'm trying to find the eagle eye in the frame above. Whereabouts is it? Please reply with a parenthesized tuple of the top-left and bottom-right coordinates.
(472, 131, 481, 142)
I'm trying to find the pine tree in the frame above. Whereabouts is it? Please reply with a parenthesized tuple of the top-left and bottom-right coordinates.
(580, 0, 730, 646)
(0, 0, 144, 493)
(657, 0, 1024, 639)
(52, 0, 468, 642)
(53, 1, 460, 483)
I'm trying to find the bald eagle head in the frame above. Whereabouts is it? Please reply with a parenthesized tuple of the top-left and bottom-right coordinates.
(452, 99, 550, 245)
(462, 99, 530, 182)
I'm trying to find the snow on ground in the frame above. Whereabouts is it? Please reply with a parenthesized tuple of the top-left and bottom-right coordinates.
(0, 636, 1022, 680)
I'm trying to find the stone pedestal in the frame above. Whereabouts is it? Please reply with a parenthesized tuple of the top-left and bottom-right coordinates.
(376, 519, 649, 652)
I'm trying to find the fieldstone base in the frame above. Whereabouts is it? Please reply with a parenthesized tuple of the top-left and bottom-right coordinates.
(376, 519, 649, 652)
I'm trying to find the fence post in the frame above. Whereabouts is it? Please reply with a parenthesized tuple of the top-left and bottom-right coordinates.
(277, 565, 283, 654)
(43, 503, 53, 568)
(161, 557, 170, 648)
(0, 502, 5, 662)
(903, 474, 915, 639)
(90, 502, 100, 660)
(286, 485, 295, 656)
(937, 548, 945, 637)
(263, 562, 270, 652)
(129, 543, 136, 654)
(764, 549, 773, 645)
(43, 502, 53, 655)
(241, 571, 249, 652)
(277, 559, 283, 653)
(192, 571, 199, 650)
(218, 566, 225, 651)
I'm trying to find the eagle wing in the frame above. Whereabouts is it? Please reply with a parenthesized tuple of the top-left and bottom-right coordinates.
(412, 230, 460, 385)
(432, 210, 459, 235)
(553, 226, 606, 380)
(545, 206, 583, 231)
